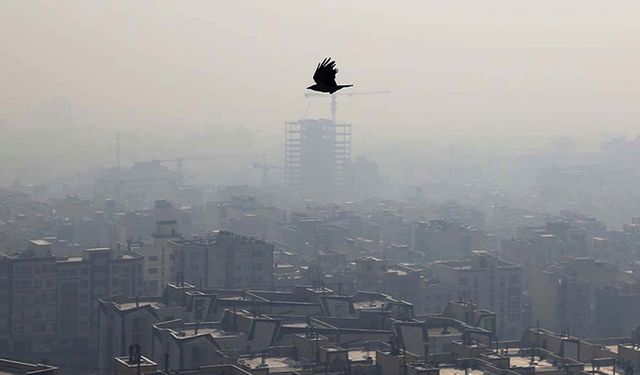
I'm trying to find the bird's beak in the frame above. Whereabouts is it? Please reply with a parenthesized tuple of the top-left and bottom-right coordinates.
(306, 85, 314, 90)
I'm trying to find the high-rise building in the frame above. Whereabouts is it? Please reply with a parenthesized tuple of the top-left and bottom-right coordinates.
(285, 119, 351, 202)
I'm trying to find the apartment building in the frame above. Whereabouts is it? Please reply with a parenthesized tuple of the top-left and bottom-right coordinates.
(0, 240, 143, 353)
(170, 231, 274, 290)
(429, 251, 523, 339)
(413, 220, 486, 262)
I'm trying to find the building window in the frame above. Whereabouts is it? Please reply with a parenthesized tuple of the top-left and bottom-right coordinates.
(507, 287, 520, 296)
(16, 280, 31, 289)
(16, 266, 31, 275)
(148, 268, 159, 274)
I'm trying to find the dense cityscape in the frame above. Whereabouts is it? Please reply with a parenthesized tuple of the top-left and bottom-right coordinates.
(3, 1, 640, 375)
(3, 117, 640, 375)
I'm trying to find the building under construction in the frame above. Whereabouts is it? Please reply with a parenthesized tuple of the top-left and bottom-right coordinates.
(285, 118, 351, 202)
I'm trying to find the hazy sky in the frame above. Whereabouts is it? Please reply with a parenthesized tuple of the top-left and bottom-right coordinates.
(1, 1, 639, 143)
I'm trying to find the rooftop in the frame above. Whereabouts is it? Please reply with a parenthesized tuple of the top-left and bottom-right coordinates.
(427, 326, 462, 337)
(353, 300, 386, 310)
(439, 368, 486, 375)
(508, 355, 556, 370)
(348, 349, 376, 362)
(238, 356, 301, 373)
(0, 358, 58, 375)
(117, 300, 165, 311)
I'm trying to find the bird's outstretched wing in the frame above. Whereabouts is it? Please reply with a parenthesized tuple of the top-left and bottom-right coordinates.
(313, 58, 338, 86)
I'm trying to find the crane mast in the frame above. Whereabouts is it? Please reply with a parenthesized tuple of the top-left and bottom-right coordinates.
(303, 91, 390, 123)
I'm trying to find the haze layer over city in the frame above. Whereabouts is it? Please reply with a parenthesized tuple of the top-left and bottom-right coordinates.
(1, 2, 640, 375)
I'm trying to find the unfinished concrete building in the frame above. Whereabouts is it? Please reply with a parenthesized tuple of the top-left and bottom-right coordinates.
(285, 119, 351, 202)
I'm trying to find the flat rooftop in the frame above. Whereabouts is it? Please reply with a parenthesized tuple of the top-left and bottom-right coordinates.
(180, 327, 241, 338)
(427, 326, 462, 336)
(348, 349, 376, 362)
(238, 356, 301, 373)
(167, 324, 244, 339)
(508, 355, 557, 371)
(439, 368, 485, 375)
(353, 300, 386, 310)
(0, 359, 58, 375)
(118, 301, 165, 311)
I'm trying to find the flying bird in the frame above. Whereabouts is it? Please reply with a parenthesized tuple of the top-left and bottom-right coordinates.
(307, 58, 353, 94)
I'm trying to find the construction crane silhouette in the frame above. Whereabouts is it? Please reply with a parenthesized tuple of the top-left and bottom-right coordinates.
(303, 91, 390, 123)
(252, 156, 283, 187)
(151, 154, 238, 173)
(149, 154, 243, 185)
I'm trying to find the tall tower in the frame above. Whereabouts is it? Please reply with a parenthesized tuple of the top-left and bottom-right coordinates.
(285, 118, 351, 202)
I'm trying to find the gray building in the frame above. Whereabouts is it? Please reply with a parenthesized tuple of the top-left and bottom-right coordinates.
(170, 231, 274, 290)
(0, 240, 143, 354)
(429, 251, 523, 339)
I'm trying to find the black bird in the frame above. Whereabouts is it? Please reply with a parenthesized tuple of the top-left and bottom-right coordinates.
(307, 58, 353, 94)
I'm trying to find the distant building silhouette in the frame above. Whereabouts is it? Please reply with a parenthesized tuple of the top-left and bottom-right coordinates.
(285, 119, 351, 203)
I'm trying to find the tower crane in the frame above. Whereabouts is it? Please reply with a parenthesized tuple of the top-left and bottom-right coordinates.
(150, 154, 242, 184)
(152, 154, 241, 172)
(252, 156, 283, 187)
(303, 91, 390, 123)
